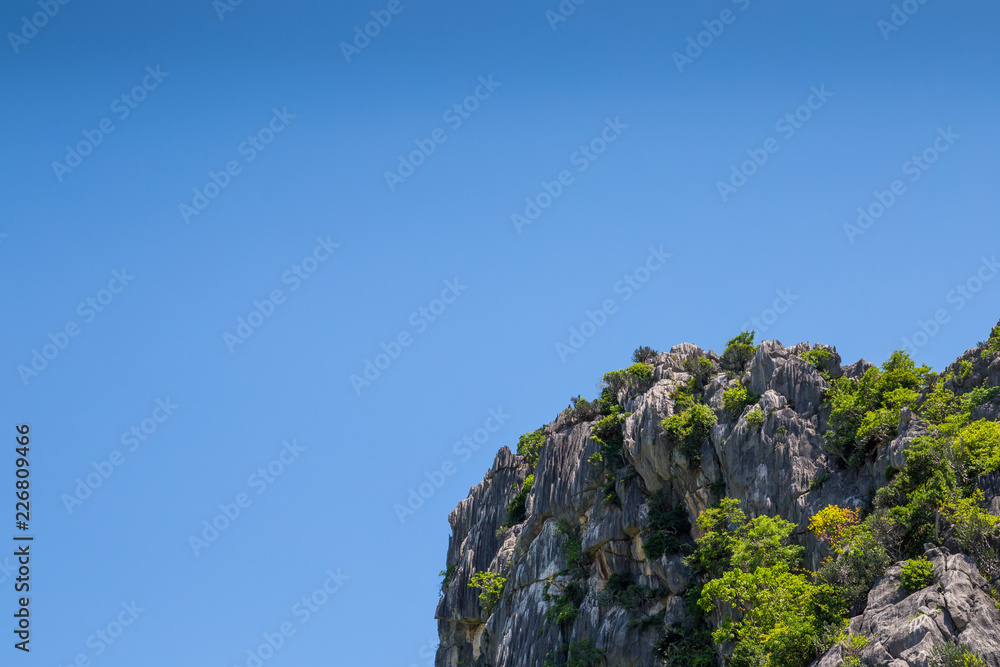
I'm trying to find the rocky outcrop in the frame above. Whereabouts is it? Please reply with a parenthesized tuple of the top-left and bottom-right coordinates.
(812, 546, 1000, 667)
(434, 336, 1000, 667)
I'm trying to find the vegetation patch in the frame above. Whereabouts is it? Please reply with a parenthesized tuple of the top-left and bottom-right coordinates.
(516, 428, 546, 468)
(632, 345, 659, 364)
(801, 347, 834, 380)
(723, 382, 759, 419)
(438, 564, 456, 596)
(602, 362, 654, 399)
(721, 330, 758, 375)
(900, 557, 935, 593)
(544, 639, 606, 667)
(643, 489, 692, 560)
(692, 499, 846, 667)
(661, 403, 717, 466)
(929, 641, 988, 667)
(601, 572, 664, 612)
(684, 355, 715, 391)
(504, 474, 534, 527)
(982, 325, 1000, 358)
(744, 406, 766, 430)
(468, 571, 506, 614)
(823, 351, 928, 468)
(656, 627, 717, 667)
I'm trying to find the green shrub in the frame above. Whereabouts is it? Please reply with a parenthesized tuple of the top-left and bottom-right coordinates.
(801, 347, 835, 379)
(544, 580, 587, 625)
(633, 345, 659, 364)
(929, 641, 988, 667)
(723, 382, 759, 419)
(983, 325, 1000, 357)
(699, 559, 844, 667)
(504, 474, 534, 527)
(810, 471, 829, 490)
(823, 351, 927, 467)
(644, 490, 691, 560)
(517, 428, 546, 468)
(687, 498, 803, 578)
(921, 381, 962, 425)
(960, 383, 1000, 413)
(744, 406, 766, 429)
(691, 499, 843, 667)
(544, 639, 606, 667)
(591, 404, 627, 466)
(629, 608, 666, 630)
(940, 490, 1000, 581)
(815, 525, 892, 605)
(438, 564, 456, 596)
(835, 628, 870, 667)
(564, 395, 603, 423)
(468, 571, 506, 613)
(956, 359, 974, 380)
(603, 572, 662, 611)
(684, 356, 715, 390)
(721, 330, 757, 374)
(958, 419, 1000, 476)
(873, 434, 959, 556)
(661, 403, 717, 466)
(900, 557, 935, 593)
(603, 363, 654, 398)
(656, 627, 717, 667)
(601, 473, 620, 506)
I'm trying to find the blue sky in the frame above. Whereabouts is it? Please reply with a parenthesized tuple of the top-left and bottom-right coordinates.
(2, 0, 998, 664)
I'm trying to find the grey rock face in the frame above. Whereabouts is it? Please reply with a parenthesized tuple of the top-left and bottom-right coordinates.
(435, 337, 1000, 667)
(812, 547, 1000, 667)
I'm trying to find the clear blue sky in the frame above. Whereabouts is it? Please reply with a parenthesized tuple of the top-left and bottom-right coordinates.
(2, 1, 998, 664)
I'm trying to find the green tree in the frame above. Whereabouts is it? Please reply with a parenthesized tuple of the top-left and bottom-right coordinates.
(662, 403, 717, 466)
(721, 331, 758, 374)
(468, 571, 506, 613)
(723, 382, 758, 419)
(517, 428, 546, 468)
(823, 351, 927, 467)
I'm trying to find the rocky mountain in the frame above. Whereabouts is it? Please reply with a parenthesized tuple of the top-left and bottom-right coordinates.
(434, 325, 1000, 667)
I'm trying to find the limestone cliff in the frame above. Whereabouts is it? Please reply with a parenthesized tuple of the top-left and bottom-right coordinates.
(435, 331, 1000, 667)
